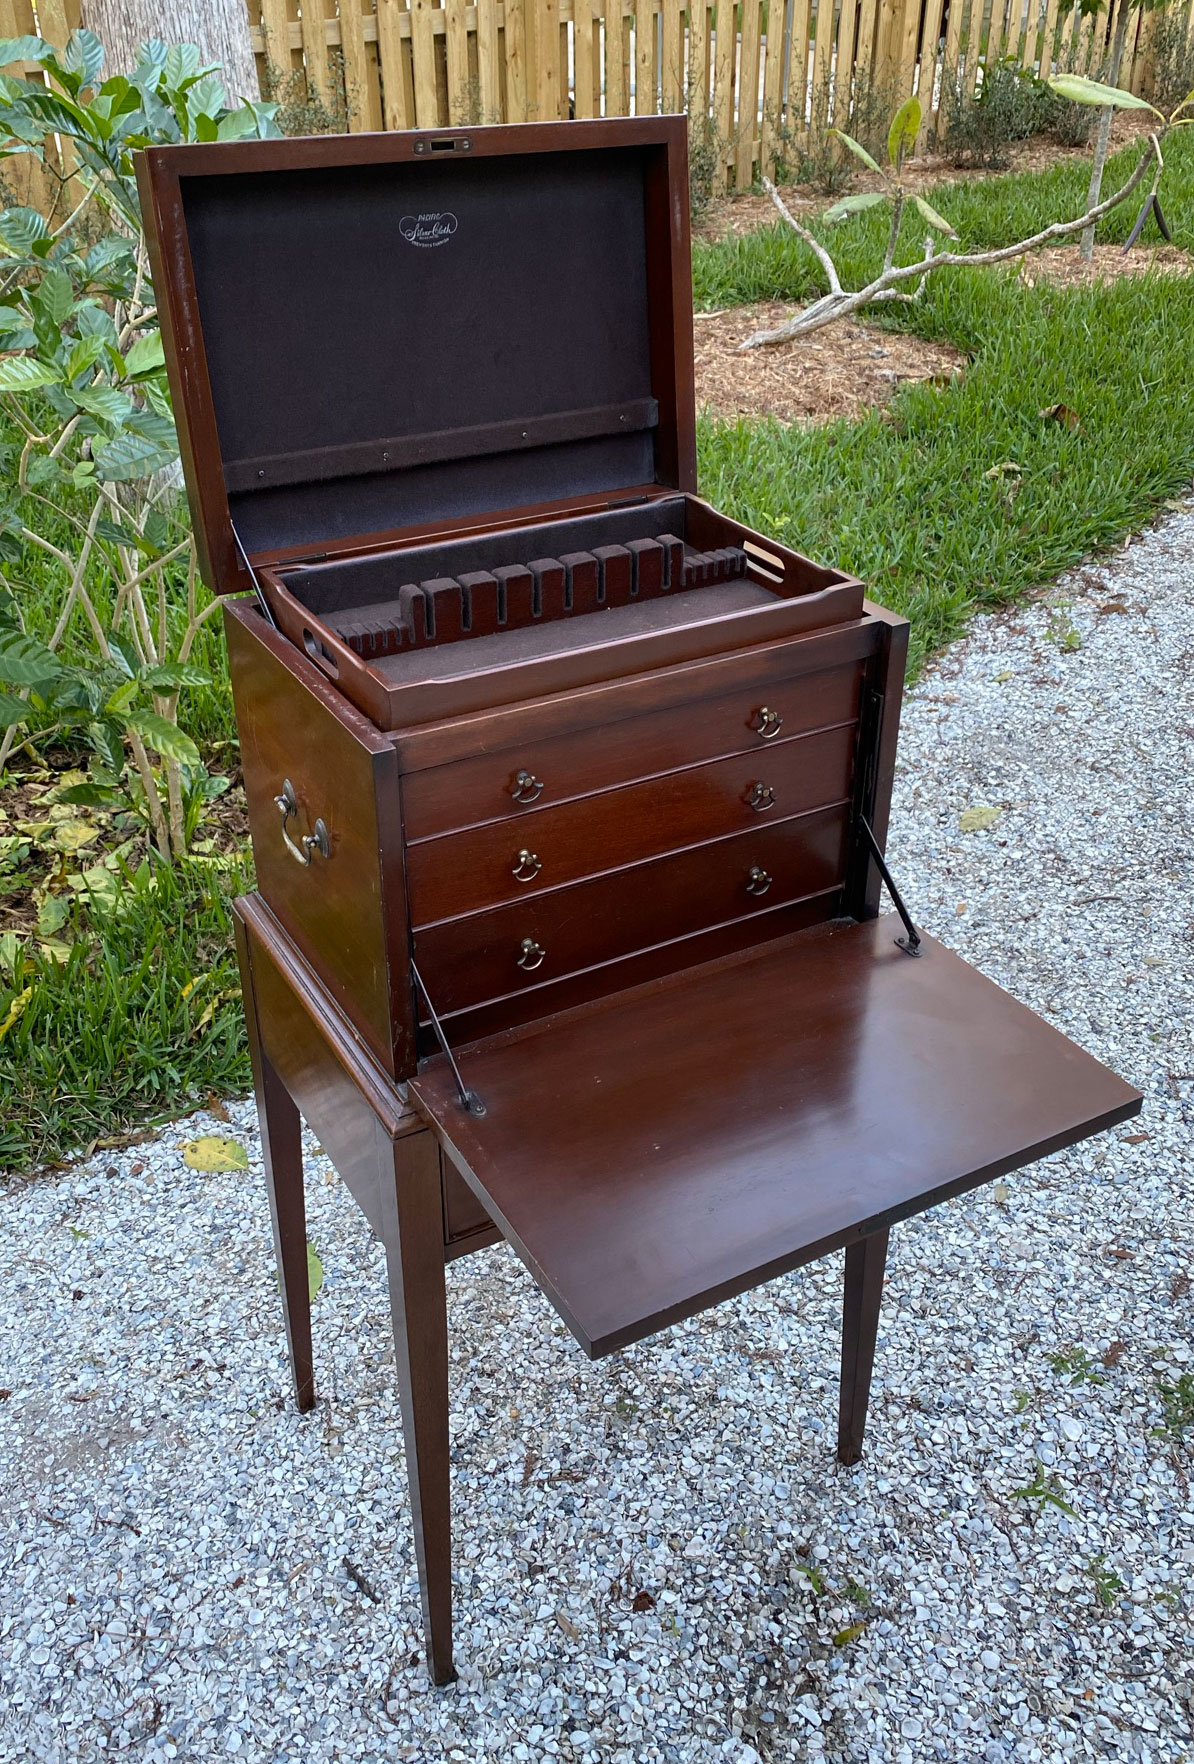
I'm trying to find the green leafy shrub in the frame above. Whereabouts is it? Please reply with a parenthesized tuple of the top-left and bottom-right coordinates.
(1149, 0, 1194, 113)
(0, 32, 279, 858)
(940, 58, 1067, 168)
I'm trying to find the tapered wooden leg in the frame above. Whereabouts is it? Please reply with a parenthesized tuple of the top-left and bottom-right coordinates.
(376, 1124, 456, 1687)
(838, 1226, 890, 1466)
(235, 911, 315, 1413)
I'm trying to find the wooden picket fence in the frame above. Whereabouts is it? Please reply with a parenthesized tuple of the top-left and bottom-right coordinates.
(246, 0, 1182, 191)
(0, 0, 1187, 204)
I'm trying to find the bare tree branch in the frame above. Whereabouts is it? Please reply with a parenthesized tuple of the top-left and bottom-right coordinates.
(743, 138, 1161, 349)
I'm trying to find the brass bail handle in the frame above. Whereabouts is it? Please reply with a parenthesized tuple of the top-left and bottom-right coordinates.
(753, 706, 784, 740)
(275, 778, 330, 866)
(511, 769, 544, 804)
(512, 849, 542, 882)
(518, 937, 546, 971)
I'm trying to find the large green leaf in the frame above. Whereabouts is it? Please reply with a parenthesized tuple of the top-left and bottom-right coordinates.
(34, 266, 74, 325)
(0, 36, 52, 68)
(913, 193, 958, 236)
(823, 191, 887, 223)
(59, 29, 104, 89)
(162, 44, 210, 93)
(139, 662, 209, 691)
(0, 690, 28, 729)
(888, 96, 921, 166)
(1048, 73, 1159, 113)
(0, 207, 50, 257)
(106, 631, 140, 679)
(72, 385, 134, 426)
(829, 128, 882, 175)
(185, 75, 226, 129)
(123, 707, 199, 766)
(217, 106, 259, 142)
(123, 331, 165, 378)
(92, 431, 177, 481)
(0, 356, 61, 391)
(63, 335, 107, 383)
(0, 632, 59, 686)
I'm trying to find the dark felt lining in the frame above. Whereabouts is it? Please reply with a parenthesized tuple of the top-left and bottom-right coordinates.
(179, 147, 658, 550)
(369, 581, 776, 682)
(282, 496, 690, 616)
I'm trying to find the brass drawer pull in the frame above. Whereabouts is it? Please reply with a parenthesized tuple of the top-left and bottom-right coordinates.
(274, 778, 330, 866)
(746, 865, 772, 896)
(753, 706, 784, 740)
(511, 769, 544, 803)
(517, 937, 546, 971)
(512, 849, 542, 882)
(746, 782, 776, 812)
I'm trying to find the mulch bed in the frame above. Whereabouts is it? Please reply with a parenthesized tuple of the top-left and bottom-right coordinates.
(694, 307, 967, 425)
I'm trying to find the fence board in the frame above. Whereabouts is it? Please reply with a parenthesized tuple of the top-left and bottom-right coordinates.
(636, 0, 657, 111)
(759, 12, 786, 176)
(606, 0, 627, 112)
(712, 1, 735, 185)
(376, 0, 414, 125)
(661, 0, 683, 107)
(735, 0, 762, 182)
(409, 0, 441, 120)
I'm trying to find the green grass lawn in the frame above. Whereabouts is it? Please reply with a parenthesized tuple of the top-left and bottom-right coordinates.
(3, 131, 1193, 1173)
(695, 129, 1194, 675)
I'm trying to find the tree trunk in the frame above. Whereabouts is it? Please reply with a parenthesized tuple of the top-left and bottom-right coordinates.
(1080, 0, 1134, 262)
(82, 0, 261, 105)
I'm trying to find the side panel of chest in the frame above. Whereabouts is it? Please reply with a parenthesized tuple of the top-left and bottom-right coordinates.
(225, 605, 415, 1077)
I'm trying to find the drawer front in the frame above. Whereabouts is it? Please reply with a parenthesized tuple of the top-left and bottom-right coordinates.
(406, 718, 857, 926)
(401, 661, 862, 841)
(414, 805, 850, 1016)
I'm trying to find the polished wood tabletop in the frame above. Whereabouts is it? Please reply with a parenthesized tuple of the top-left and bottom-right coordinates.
(412, 916, 1142, 1357)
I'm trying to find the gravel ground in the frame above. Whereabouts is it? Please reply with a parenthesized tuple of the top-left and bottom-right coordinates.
(3, 505, 1193, 1764)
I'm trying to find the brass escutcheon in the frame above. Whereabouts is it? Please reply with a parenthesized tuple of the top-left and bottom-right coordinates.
(512, 849, 542, 882)
(517, 937, 546, 971)
(511, 768, 544, 803)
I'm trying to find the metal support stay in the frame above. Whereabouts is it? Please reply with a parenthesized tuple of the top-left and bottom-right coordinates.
(858, 816, 922, 958)
(411, 961, 487, 1116)
(230, 520, 279, 630)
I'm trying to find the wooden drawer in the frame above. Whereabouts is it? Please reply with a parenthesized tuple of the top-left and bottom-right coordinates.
(406, 719, 857, 926)
(401, 661, 862, 841)
(413, 804, 851, 1016)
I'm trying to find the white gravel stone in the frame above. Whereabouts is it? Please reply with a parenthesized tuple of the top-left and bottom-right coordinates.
(2, 504, 1194, 1762)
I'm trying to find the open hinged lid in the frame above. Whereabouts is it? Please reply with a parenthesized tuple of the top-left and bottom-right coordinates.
(411, 918, 1142, 1357)
(137, 118, 696, 599)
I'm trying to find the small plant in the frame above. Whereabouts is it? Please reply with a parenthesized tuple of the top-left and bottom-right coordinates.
(687, 106, 728, 224)
(1011, 1463, 1078, 1519)
(1154, 1370, 1194, 1439)
(940, 57, 1057, 169)
(257, 50, 348, 137)
(793, 1561, 827, 1595)
(0, 33, 279, 858)
(1087, 1551, 1124, 1609)
(1047, 1345, 1105, 1383)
